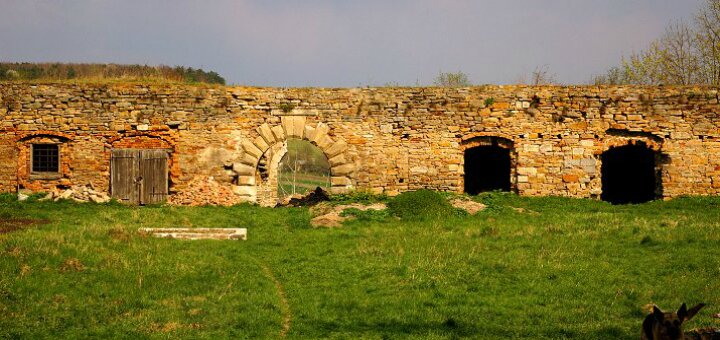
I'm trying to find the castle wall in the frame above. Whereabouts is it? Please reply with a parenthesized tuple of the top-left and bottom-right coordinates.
(1, 83, 719, 205)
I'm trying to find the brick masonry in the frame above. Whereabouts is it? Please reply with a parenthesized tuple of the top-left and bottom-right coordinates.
(1, 83, 719, 205)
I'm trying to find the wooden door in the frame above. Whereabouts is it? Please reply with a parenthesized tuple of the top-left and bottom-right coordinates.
(139, 149, 168, 205)
(111, 149, 169, 204)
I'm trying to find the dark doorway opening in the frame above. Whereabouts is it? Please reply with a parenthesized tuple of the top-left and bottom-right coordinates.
(601, 144, 657, 204)
(464, 146, 511, 195)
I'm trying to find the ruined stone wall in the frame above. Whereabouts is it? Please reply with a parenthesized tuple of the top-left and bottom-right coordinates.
(1, 83, 719, 205)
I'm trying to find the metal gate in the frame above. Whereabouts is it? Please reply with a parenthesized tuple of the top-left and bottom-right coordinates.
(111, 149, 169, 204)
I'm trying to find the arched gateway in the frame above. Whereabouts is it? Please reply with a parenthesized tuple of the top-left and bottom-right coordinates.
(231, 116, 354, 206)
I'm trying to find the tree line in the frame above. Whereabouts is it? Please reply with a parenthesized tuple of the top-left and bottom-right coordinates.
(594, 0, 720, 85)
(0, 62, 226, 85)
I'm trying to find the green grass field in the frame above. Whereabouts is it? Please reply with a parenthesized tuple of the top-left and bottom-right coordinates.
(1, 193, 719, 339)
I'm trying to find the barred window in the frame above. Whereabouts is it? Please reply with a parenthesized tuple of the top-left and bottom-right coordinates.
(32, 144, 59, 173)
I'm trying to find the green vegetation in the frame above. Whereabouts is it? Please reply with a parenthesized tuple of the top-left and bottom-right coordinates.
(433, 71, 471, 87)
(387, 189, 464, 221)
(1, 193, 719, 338)
(593, 0, 720, 85)
(278, 139, 331, 197)
(0, 63, 225, 85)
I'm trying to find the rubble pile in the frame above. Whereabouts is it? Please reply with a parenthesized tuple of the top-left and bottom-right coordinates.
(168, 176, 243, 206)
(38, 184, 111, 203)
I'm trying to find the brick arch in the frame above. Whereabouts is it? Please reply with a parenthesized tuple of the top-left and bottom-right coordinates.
(232, 116, 354, 205)
(16, 131, 74, 191)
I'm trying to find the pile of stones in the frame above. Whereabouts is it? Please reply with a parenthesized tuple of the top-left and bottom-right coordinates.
(37, 184, 111, 203)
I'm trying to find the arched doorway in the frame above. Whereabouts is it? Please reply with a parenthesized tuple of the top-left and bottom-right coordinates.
(277, 139, 331, 197)
(463, 137, 513, 195)
(601, 143, 658, 204)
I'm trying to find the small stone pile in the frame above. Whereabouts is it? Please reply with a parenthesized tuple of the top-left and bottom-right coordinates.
(39, 184, 111, 203)
(168, 176, 242, 206)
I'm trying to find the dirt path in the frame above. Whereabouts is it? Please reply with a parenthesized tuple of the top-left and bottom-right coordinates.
(258, 261, 292, 338)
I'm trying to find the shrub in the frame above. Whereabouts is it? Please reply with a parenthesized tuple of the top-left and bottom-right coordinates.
(387, 190, 459, 221)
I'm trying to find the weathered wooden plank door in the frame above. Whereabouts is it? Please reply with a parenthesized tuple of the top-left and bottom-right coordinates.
(111, 149, 169, 205)
(111, 149, 139, 204)
(139, 149, 169, 205)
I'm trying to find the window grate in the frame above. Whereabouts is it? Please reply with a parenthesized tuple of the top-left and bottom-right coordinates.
(32, 144, 59, 173)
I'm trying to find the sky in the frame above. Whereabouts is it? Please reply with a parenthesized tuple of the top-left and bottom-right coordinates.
(0, 0, 704, 87)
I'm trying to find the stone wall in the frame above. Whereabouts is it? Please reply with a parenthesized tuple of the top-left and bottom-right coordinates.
(1, 83, 719, 205)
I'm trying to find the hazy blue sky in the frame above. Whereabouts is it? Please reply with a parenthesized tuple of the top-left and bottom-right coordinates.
(0, 0, 703, 86)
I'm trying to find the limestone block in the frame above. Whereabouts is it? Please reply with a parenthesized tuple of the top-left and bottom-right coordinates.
(233, 185, 257, 197)
(304, 125, 316, 141)
(237, 175, 256, 186)
(271, 125, 286, 141)
(316, 135, 335, 150)
(253, 136, 270, 154)
(257, 123, 276, 145)
(240, 153, 259, 166)
(325, 141, 348, 158)
(517, 167, 537, 176)
(281, 116, 294, 137)
(331, 176, 352, 186)
(331, 163, 355, 176)
(242, 140, 263, 159)
(233, 163, 255, 176)
(311, 123, 330, 143)
(136, 124, 149, 131)
(329, 154, 346, 167)
(292, 116, 306, 138)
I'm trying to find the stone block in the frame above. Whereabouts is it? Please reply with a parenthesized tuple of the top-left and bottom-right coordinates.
(233, 163, 255, 176)
(232, 185, 256, 196)
(325, 141, 347, 158)
(316, 135, 335, 150)
(304, 125, 316, 140)
(331, 163, 355, 176)
(331, 176, 352, 186)
(257, 123, 276, 145)
(271, 125, 286, 141)
(253, 136, 270, 154)
(311, 123, 330, 143)
(242, 140, 263, 159)
(292, 116, 306, 138)
(237, 175, 256, 186)
(329, 154, 346, 167)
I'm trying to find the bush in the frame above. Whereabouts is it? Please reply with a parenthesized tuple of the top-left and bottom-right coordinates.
(387, 190, 459, 221)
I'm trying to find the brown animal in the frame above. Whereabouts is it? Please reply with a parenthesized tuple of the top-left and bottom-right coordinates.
(641, 303, 705, 340)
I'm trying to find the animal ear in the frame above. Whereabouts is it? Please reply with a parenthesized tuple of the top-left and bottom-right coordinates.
(677, 303, 688, 321)
(653, 305, 665, 320)
(683, 303, 705, 321)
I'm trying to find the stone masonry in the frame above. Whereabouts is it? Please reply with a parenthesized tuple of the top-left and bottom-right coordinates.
(1, 83, 719, 206)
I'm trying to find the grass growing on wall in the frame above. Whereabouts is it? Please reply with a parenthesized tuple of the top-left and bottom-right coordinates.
(1, 193, 719, 338)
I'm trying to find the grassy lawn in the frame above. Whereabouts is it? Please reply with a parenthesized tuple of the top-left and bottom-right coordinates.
(1, 193, 719, 339)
